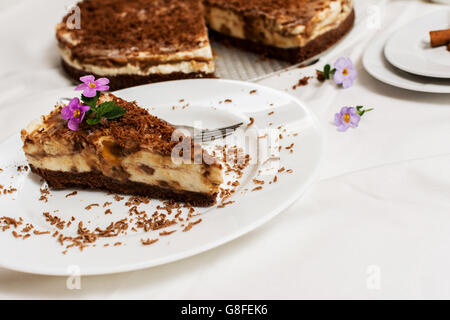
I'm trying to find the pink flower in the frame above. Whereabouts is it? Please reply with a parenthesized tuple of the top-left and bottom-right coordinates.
(75, 75, 109, 98)
(61, 98, 90, 131)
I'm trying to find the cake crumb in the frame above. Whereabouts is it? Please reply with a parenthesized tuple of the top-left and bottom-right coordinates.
(249, 89, 257, 94)
(252, 186, 263, 192)
(292, 76, 311, 90)
(105, 209, 112, 215)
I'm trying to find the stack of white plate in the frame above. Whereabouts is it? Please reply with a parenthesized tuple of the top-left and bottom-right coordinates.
(363, 10, 450, 93)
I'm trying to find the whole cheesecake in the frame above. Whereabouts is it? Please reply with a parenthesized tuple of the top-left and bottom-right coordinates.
(56, 0, 215, 91)
(21, 93, 223, 207)
(56, 0, 354, 89)
(204, 0, 355, 63)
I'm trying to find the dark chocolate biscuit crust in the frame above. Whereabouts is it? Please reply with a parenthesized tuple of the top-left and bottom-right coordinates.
(209, 9, 355, 64)
(62, 59, 215, 91)
(31, 165, 217, 207)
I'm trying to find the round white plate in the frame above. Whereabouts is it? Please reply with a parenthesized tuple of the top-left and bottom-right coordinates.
(0, 79, 324, 276)
(384, 11, 450, 79)
(363, 31, 450, 93)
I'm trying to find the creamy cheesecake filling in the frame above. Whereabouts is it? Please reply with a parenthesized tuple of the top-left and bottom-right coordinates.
(204, 0, 353, 49)
(58, 44, 215, 76)
(23, 132, 222, 194)
(24, 151, 222, 194)
(60, 50, 215, 76)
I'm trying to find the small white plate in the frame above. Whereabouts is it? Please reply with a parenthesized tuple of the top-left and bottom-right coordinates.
(363, 31, 450, 93)
(384, 10, 450, 79)
(0, 79, 324, 276)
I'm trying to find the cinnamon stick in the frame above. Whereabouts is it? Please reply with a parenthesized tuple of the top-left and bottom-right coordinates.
(429, 28, 450, 47)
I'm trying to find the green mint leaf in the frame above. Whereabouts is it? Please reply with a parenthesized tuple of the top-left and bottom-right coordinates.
(84, 98, 126, 126)
(86, 117, 101, 125)
(94, 101, 126, 120)
(330, 68, 336, 76)
(104, 106, 126, 120)
(90, 101, 126, 121)
(94, 101, 116, 116)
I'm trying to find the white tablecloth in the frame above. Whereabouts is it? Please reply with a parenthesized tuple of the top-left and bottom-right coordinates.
(1, 0, 449, 299)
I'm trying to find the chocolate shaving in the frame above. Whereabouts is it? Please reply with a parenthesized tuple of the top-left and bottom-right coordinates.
(141, 238, 159, 246)
(65, 191, 78, 198)
(247, 117, 255, 128)
(85, 203, 100, 210)
(159, 230, 177, 236)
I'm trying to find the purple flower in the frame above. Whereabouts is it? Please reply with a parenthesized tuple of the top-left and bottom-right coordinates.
(61, 98, 90, 131)
(75, 75, 109, 98)
(334, 106, 360, 131)
(333, 57, 357, 89)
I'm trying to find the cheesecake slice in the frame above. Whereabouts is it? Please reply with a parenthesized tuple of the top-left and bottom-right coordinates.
(204, 0, 355, 63)
(21, 93, 223, 207)
(56, 0, 215, 91)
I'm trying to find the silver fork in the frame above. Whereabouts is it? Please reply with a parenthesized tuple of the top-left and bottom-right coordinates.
(59, 97, 244, 142)
(174, 122, 244, 142)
